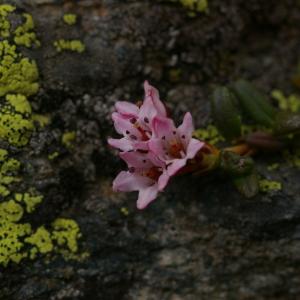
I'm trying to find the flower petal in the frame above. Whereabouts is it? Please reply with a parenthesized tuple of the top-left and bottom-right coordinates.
(148, 138, 165, 158)
(186, 138, 205, 159)
(178, 112, 194, 147)
(158, 170, 170, 191)
(120, 151, 154, 169)
(115, 101, 139, 116)
(113, 171, 152, 192)
(137, 184, 159, 209)
(108, 137, 133, 151)
(167, 158, 187, 177)
(144, 81, 167, 117)
(139, 97, 157, 126)
(152, 116, 176, 140)
(112, 112, 142, 139)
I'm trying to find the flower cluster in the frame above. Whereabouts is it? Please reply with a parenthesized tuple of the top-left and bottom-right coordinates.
(108, 81, 204, 209)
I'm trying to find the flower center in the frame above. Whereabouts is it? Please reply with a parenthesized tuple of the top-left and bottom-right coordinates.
(144, 167, 162, 181)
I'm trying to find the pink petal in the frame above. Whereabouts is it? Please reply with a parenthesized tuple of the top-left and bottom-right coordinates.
(158, 170, 170, 191)
(144, 81, 167, 117)
(108, 137, 133, 151)
(120, 151, 154, 169)
(137, 184, 159, 209)
(167, 158, 187, 177)
(139, 97, 157, 125)
(147, 151, 165, 168)
(113, 171, 153, 192)
(132, 140, 149, 151)
(148, 138, 165, 158)
(186, 138, 204, 159)
(152, 116, 176, 140)
(115, 101, 139, 116)
(178, 112, 194, 147)
(112, 112, 142, 139)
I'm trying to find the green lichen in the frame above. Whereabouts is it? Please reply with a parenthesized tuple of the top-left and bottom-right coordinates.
(54, 39, 85, 53)
(32, 114, 51, 128)
(0, 40, 39, 97)
(267, 163, 280, 171)
(0, 4, 15, 38)
(193, 125, 225, 145)
(259, 179, 282, 193)
(271, 90, 300, 113)
(63, 14, 77, 25)
(14, 13, 40, 48)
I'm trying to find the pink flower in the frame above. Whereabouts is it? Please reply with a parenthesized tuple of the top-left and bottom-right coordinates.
(149, 112, 205, 177)
(108, 81, 167, 152)
(113, 151, 170, 209)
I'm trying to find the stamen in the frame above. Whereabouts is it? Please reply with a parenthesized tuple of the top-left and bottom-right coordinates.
(126, 130, 130, 135)
(162, 136, 166, 140)
(144, 117, 149, 123)
(181, 135, 185, 139)
(130, 118, 137, 124)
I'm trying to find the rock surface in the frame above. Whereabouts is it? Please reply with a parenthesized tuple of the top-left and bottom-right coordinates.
(1, 0, 300, 299)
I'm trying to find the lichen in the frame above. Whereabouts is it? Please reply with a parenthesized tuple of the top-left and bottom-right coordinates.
(63, 14, 77, 25)
(0, 4, 15, 38)
(0, 40, 39, 97)
(62, 131, 76, 148)
(166, 0, 208, 14)
(120, 207, 129, 216)
(14, 13, 40, 48)
(271, 90, 300, 113)
(0, 5, 86, 267)
(193, 125, 225, 145)
(0, 94, 34, 146)
(259, 179, 282, 192)
(0, 154, 21, 197)
(54, 39, 85, 53)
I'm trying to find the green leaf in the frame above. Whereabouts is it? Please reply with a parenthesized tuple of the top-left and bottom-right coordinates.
(211, 86, 242, 140)
(273, 112, 300, 135)
(233, 171, 259, 198)
(231, 80, 275, 127)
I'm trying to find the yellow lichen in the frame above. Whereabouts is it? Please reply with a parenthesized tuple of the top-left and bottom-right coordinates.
(32, 114, 51, 127)
(25, 226, 53, 254)
(193, 125, 225, 145)
(271, 90, 300, 113)
(0, 4, 15, 38)
(15, 190, 43, 213)
(267, 163, 280, 171)
(54, 39, 85, 53)
(51, 218, 81, 253)
(14, 13, 40, 48)
(259, 179, 282, 193)
(167, 0, 208, 14)
(63, 14, 77, 25)
(0, 40, 39, 97)
(62, 131, 76, 148)
(48, 151, 59, 160)
(120, 207, 129, 216)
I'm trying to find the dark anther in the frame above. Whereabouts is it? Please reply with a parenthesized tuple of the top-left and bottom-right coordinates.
(129, 167, 135, 173)
(144, 117, 149, 123)
(126, 130, 130, 134)
(162, 136, 166, 140)
(130, 118, 137, 124)
(181, 135, 186, 139)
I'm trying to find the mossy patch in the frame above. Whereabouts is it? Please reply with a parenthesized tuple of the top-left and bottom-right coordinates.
(54, 39, 85, 53)
(63, 14, 77, 25)
(271, 90, 300, 113)
(193, 125, 225, 145)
